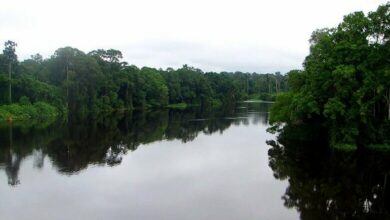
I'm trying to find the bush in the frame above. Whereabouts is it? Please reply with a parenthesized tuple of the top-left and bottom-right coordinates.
(19, 96, 31, 105)
(33, 102, 59, 119)
(0, 102, 60, 121)
(333, 143, 357, 152)
(3, 104, 31, 119)
(0, 108, 11, 120)
(367, 144, 390, 152)
(167, 103, 188, 110)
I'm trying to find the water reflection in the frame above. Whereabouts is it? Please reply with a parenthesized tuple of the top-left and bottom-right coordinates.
(268, 124, 390, 219)
(0, 103, 270, 186)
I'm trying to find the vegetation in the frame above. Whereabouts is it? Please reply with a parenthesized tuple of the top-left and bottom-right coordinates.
(0, 44, 286, 121)
(167, 103, 189, 109)
(0, 100, 59, 121)
(270, 2, 390, 150)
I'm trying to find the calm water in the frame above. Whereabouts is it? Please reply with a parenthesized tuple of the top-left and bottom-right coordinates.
(1, 103, 390, 220)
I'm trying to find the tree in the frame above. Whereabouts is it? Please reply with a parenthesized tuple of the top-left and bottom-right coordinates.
(50, 47, 84, 105)
(270, 2, 390, 149)
(0, 41, 287, 119)
(3, 41, 17, 103)
(139, 67, 168, 107)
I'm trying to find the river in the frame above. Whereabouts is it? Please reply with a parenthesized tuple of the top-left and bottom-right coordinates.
(1, 103, 389, 219)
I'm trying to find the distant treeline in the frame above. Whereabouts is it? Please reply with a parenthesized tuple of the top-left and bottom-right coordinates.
(0, 45, 286, 119)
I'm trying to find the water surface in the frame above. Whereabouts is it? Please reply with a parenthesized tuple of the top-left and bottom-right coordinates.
(4, 103, 390, 219)
(0, 103, 298, 220)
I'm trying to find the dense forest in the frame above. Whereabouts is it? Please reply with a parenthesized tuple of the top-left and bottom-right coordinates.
(270, 2, 390, 150)
(0, 44, 286, 120)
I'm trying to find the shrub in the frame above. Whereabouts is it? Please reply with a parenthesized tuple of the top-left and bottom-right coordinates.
(0, 102, 59, 121)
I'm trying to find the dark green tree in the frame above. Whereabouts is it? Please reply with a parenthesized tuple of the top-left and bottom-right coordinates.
(3, 41, 17, 104)
(270, 2, 390, 149)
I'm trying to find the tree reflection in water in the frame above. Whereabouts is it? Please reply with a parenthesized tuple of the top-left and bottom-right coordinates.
(0, 102, 270, 185)
(268, 124, 390, 219)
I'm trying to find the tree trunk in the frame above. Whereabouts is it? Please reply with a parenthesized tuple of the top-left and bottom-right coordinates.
(268, 77, 271, 94)
(388, 100, 390, 120)
(274, 76, 278, 93)
(384, 173, 387, 195)
(66, 59, 69, 107)
(8, 62, 12, 104)
(373, 89, 376, 117)
(246, 76, 249, 96)
(125, 83, 129, 108)
(387, 88, 390, 120)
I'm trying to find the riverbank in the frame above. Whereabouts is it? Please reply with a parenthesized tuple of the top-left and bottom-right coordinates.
(243, 99, 275, 104)
(167, 103, 190, 109)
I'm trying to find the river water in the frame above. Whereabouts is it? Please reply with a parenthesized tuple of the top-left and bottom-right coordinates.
(2, 103, 389, 219)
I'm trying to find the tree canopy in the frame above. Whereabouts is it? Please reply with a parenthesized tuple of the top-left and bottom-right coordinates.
(270, 2, 390, 150)
(0, 44, 286, 120)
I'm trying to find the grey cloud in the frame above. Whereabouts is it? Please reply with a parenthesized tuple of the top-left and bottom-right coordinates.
(121, 39, 304, 73)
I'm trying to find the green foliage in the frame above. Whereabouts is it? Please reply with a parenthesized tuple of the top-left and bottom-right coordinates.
(333, 143, 358, 151)
(269, 93, 293, 124)
(367, 144, 390, 151)
(33, 102, 59, 119)
(323, 98, 346, 120)
(270, 2, 390, 149)
(3, 41, 17, 62)
(19, 96, 31, 105)
(0, 102, 59, 121)
(167, 103, 188, 109)
(140, 67, 169, 107)
(0, 41, 288, 119)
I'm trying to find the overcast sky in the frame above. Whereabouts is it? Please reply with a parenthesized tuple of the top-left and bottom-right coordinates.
(1, 0, 387, 73)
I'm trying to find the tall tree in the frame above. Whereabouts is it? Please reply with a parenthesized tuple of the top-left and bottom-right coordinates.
(3, 41, 17, 104)
(50, 47, 84, 107)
